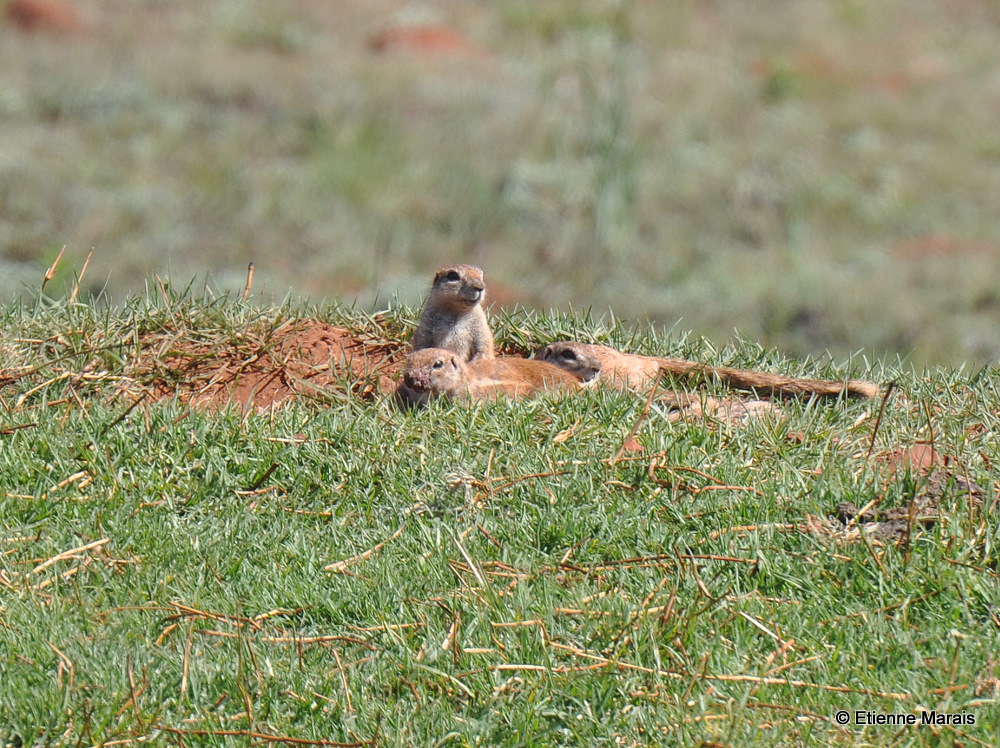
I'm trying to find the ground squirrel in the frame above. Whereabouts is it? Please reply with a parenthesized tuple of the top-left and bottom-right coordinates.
(411, 264, 494, 362)
(539, 341, 879, 400)
(531, 342, 780, 423)
(397, 348, 582, 407)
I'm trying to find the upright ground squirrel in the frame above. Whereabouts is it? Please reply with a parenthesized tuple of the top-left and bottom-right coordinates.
(411, 264, 494, 362)
(539, 341, 879, 399)
(397, 348, 582, 407)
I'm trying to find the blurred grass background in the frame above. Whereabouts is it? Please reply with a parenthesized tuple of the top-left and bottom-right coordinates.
(1, 0, 999, 366)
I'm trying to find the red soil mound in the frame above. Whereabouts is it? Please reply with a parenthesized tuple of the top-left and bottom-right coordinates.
(5, 0, 81, 34)
(368, 24, 481, 56)
(137, 319, 405, 410)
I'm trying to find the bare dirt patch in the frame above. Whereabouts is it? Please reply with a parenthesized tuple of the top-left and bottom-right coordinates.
(4, 0, 82, 35)
(828, 445, 985, 545)
(831, 467, 985, 544)
(891, 234, 997, 260)
(368, 24, 485, 57)
(133, 319, 406, 410)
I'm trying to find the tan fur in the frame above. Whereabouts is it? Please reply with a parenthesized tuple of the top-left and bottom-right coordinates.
(397, 348, 581, 407)
(411, 264, 494, 362)
(676, 396, 779, 425)
(539, 341, 879, 400)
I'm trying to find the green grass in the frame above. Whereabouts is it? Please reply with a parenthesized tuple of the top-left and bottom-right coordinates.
(3, 1, 1000, 365)
(1, 290, 998, 746)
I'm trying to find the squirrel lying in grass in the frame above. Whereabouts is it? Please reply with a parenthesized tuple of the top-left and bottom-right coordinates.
(397, 347, 584, 407)
(539, 341, 879, 400)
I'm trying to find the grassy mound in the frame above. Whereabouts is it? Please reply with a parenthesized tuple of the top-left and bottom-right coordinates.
(1, 290, 997, 746)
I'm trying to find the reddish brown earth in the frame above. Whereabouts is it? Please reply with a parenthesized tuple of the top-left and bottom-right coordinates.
(891, 234, 996, 260)
(368, 24, 482, 57)
(136, 319, 405, 410)
(876, 444, 943, 476)
(748, 49, 951, 96)
(4, 0, 81, 34)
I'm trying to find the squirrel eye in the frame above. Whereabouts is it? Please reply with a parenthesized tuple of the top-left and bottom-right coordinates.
(563, 350, 577, 361)
(445, 270, 460, 281)
(433, 359, 444, 369)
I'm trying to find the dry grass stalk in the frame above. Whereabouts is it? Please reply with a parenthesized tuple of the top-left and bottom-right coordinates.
(41, 245, 65, 292)
(243, 261, 255, 301)
(324, 524, 406, 572)
(68, 248, 93, 304)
